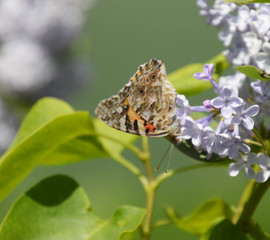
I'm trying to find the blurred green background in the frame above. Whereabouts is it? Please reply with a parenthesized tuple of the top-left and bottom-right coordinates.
(1, 0, 270, 239)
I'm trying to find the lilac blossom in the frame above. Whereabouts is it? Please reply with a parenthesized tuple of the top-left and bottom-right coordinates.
(218, 72, 246, 96)
(232, 104, 260, 130)
(176, 95, 191, 124)
(228, 153, 257, 179)
(191, 2, 270, 183)
(180, 116, 204, 147)
(193, 64, 214, 81)
(211, 87, 243, 118)
(255, 154, 270, 183)
(200, 127, 229, 158)
(224, 136, 250, 159)
(255, 42, 270, 74)
(251, 80, 264, 95)
(194, 63, 221, 94)
(197, 1, 270, 90)
(175, 62, 262, 181)
(251, 80, 270, 116)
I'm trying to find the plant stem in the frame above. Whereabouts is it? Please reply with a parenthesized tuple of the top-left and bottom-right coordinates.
(155, 161, 226, 188)
(141, 137, 155, 240)
(253, 127, 266, 149)
(232, 179, 270, 234)
(142, 184, 156, 240)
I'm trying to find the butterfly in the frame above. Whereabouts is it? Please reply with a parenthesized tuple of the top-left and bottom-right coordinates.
(95, 58, 178, 137)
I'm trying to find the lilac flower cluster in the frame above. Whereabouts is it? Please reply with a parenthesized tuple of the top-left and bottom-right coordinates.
(175, 64, 270, 182)
(197, 1, 270, 74)
(198, 1, 270, 118)
(191, 1, 270, 183)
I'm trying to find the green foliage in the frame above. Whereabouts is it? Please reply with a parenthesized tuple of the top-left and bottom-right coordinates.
(201, 219, 248, 240)
(167, 199, 234, 235)
(0, 98, 106, 202)
(0, 175, 145, 240)
(235, 65, 270, 81)
(168, 53, 229, 95)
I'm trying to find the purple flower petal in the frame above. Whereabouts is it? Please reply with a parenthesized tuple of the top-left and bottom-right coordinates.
(230, 97, 243, 107)
(228, 146, 239, 159)
(221, 87, 232, 98)
(192, 135, 202, 146)
(255, 171, 270, 183)
(251, 80, 263, 95)
(247, 152, 258, 165)
(204, 63, 214, 76)
(245, 105, 259, 116)
(257, 154, 270, 168)
(221, 105, 234, 118)
(243, 166, 255, 179)
(228, 162, 242, 176)
(193, 64, 215, 81)
(242, 117, 254, 130)
(211, 97, 224, 108)
(239, 143, 250, 154)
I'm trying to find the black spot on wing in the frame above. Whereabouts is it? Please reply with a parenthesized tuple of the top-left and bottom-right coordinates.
(134, 119, 139, 132)
(125, 109, 130, 133)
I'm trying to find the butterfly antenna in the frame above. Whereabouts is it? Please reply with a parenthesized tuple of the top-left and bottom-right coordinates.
(164, 143, 174, 175)
(155, 143, 173, 172)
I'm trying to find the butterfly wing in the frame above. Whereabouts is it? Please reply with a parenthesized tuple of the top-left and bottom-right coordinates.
(95, 58, 177, 137)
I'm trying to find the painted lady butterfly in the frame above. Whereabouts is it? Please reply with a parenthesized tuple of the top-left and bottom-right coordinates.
(95, 58, 178, 137)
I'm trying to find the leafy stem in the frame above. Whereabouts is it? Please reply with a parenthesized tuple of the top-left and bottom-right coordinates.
(232, 179, 270, 237)
(140, 137, 155, 240)
(253, 126, 266, 150)
(154, 161, 226, 188)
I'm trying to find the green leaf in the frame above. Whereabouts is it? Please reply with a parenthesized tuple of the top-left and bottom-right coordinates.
(94, 118, 139, 159)
(225, 0, 270, 3)
(0, 175, 146, 240)
(0, 98, 107, 202)
(10, 97, 75, 148)
(167, 198, 234, 235)
(43, 135, 108, 165)
(92, 205, 145, 240)
(168, 53, 229, 96)
(235, 65, 270, 81)
(9, 98, 108, 164)
(201, 218, 248, 240)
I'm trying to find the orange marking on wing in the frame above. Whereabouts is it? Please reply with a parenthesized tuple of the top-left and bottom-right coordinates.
(144, 122, 156, 132)
(124, 98, 156, 133)
(124, 98, 142, 124)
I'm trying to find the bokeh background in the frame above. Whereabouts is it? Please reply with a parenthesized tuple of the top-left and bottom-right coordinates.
(0, 0, 270, 239)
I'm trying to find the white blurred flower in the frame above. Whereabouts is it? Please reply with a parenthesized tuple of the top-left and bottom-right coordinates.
(0, 0, 95, 152)
(218, 72, 246, 96)
(0, 0, 93, 51)
(0, 99, 17, 151)
(0, 39, 55, 93)
(254, 42, 270, 74)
